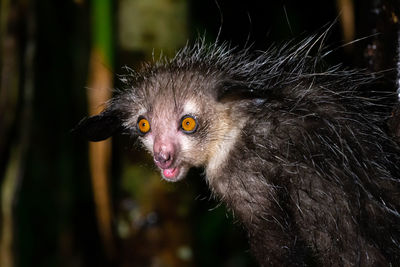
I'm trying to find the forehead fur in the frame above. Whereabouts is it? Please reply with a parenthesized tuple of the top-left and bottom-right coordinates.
(137, 70, 218, 114)
(120, 68, 219, 130)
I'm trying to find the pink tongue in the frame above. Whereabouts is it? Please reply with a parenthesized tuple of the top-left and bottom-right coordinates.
(163, 168, 177, 179)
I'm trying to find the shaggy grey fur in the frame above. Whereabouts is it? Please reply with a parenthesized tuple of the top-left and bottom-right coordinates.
(75, 32, 400, 266)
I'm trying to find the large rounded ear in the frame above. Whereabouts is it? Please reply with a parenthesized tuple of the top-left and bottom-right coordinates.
(73, 108, 124, 142)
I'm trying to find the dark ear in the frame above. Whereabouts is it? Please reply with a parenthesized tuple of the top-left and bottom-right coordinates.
(73, 109, 124, 142)
(216, 81, 265, 103)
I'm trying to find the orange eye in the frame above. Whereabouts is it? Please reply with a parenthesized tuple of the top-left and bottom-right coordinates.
(181, 116, 197, 133)
(137, 118, 150, 134)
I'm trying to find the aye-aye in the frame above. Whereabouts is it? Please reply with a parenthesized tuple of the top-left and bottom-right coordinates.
(75, 34, 400, 266)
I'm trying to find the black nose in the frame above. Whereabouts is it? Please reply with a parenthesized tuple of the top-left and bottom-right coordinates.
(154, 152, 172, 168)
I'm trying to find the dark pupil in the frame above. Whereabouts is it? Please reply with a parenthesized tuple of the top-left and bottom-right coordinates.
(142, 122, 146, 127)
(186, 121, 190, 126)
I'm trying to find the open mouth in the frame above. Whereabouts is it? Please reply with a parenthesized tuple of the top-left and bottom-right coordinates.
(162, 167, 180, 181)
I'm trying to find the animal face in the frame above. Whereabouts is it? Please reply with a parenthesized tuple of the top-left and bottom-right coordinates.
(116, 71, 236, 182)
(133, 99, 209, 181)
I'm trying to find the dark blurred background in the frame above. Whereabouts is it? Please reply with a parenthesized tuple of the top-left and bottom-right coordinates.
(0, 0, 399, 266)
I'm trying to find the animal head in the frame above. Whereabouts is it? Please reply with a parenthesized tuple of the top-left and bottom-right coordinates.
(74, 63, 245, 181)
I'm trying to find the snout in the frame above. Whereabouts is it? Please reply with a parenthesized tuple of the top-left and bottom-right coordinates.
(154, 150, 173, 169)
(153, 139, 176, 169)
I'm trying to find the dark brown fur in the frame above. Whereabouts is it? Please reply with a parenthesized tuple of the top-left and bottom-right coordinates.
(75, 35, 400, 266)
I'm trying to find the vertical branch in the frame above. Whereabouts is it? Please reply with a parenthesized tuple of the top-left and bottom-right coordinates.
(0, 0, 20, 176)
(0, 0, 35, 266)
(336, 0, 355, 48)
(87, 0, 115, 259)
(0, 2, 20, 267)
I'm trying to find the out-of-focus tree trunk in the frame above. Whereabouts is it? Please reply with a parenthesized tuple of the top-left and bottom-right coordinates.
(0, 0, 20, 183)
(0, 1, 35, 267)
(336, 0, 355, 52)
(87, 0, 115, 260)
